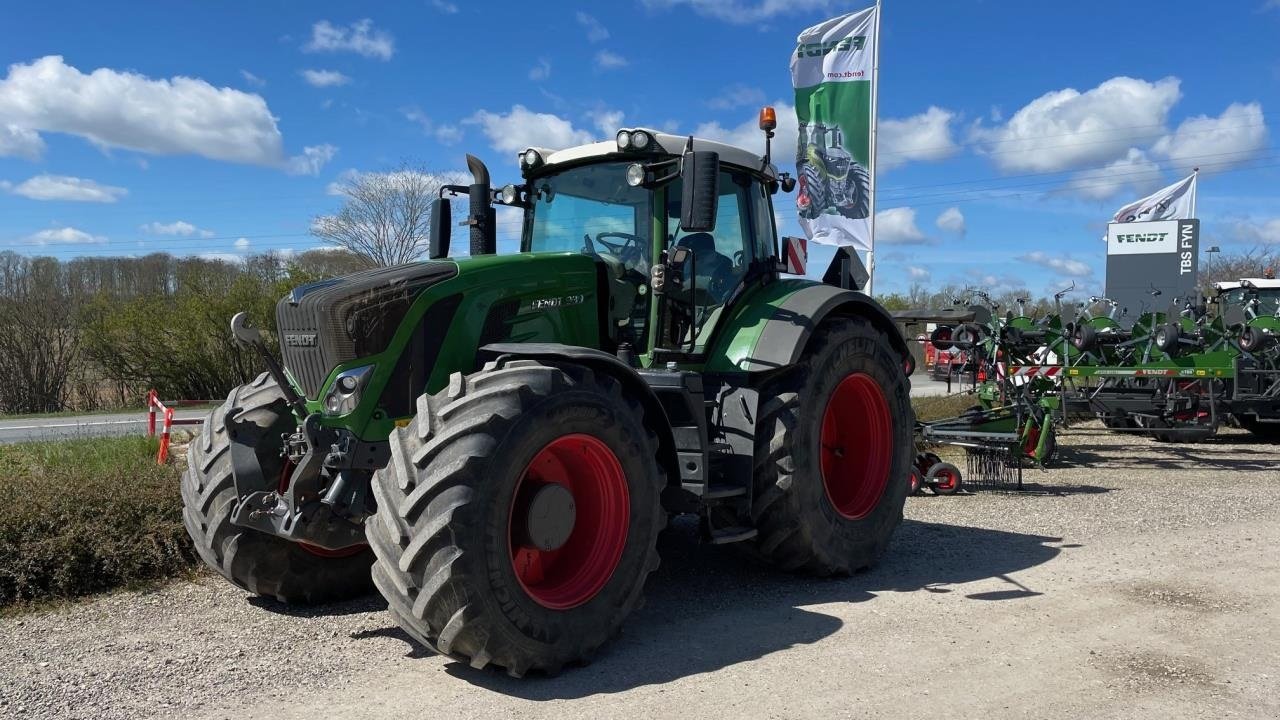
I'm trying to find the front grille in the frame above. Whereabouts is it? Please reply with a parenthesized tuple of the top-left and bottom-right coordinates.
(275, 261, 458, 399)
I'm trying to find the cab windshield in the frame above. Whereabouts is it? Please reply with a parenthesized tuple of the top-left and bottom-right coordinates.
(525, 161, 651, 274)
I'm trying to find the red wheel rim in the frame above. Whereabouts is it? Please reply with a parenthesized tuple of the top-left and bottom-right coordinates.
(933, 469, 958, 491)
(509, 434, 629, 610)
(820, 373, 894, 520)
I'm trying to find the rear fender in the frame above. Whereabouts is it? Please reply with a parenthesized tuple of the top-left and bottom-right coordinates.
(708, 279, 910, 374)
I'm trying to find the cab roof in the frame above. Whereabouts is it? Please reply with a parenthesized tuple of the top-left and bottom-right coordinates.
(526, 128, 779, 181)
(1242, 278, 1280, 290)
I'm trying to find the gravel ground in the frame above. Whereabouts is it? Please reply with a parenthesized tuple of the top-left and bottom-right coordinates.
(2, 424, 1278, 719)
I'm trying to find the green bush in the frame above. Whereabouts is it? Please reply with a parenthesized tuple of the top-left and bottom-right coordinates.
(0, 436, 196, 606)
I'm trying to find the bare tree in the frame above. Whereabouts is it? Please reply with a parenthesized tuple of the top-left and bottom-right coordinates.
(311, 165, 464, 267)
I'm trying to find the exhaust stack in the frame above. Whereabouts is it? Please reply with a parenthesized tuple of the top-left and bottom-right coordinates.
(465, 154, 496, 256)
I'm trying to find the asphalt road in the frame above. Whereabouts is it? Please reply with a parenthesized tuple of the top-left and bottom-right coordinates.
(0, 409, 208, 445)
(3, 426, 1277, 719)
(0, 379, 945, 444)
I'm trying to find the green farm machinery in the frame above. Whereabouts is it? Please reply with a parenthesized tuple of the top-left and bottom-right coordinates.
(182, 116, 917, 675)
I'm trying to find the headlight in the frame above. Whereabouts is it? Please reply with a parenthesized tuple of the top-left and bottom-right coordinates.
(499, 183, 519, 205)
(631, 130, 651, 150)
(626, 163, 646, 187)
(323, 365, 373, 416)
(521, 148, 543, 170)
(616, 130, 632, 150)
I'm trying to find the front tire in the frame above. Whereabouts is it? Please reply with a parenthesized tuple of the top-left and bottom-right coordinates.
(181, 373, 374, 604)
(750, 316, 914, 575)
(366, 359, 665, 676)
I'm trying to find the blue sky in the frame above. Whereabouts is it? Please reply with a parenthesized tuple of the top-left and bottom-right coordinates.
(1, 0, 1278, 297)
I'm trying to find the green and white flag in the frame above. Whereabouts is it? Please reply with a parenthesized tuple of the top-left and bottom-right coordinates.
(792, 5, 879, 251)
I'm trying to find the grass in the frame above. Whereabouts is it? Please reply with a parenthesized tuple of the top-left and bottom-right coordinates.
(0, 436, 197, 608)
(911, 392, 977, 422)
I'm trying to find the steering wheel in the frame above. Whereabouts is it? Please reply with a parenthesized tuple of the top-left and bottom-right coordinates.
(592, 232, 643, 255)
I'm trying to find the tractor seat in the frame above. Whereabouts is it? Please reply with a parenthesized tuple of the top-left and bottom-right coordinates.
(674, 232, 735, 304)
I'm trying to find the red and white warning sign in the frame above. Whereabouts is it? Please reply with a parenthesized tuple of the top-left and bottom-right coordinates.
(783, 236, 807, 275)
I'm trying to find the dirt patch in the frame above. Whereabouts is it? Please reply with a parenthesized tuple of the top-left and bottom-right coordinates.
(1092, 649, 1218, 693)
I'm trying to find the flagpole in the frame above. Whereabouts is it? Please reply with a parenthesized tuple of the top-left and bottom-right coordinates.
(1190, 167, 1199, 218)
(865, 0, 882, 296)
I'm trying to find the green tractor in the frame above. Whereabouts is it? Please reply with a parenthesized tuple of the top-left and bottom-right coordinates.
(182, 119, 914, 676)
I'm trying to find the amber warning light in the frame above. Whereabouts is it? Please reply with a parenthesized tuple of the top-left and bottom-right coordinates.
(758, 106, 777, 132)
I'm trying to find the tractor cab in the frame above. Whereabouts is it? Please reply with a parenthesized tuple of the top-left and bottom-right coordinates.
(431, 125, 792, 364)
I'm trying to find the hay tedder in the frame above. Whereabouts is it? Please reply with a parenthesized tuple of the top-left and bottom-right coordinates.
(918, 278, 1280, 480)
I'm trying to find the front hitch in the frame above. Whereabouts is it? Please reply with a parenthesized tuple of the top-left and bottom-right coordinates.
(230, 311, 309, 417)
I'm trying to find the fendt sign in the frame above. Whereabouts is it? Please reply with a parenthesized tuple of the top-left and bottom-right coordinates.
(1104, 219, 1200, 323)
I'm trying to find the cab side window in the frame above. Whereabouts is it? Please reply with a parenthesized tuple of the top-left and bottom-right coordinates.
(669, 170, 752, 308)
(749, 180, 777, 263)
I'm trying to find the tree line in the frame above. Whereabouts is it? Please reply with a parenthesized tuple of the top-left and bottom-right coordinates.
(0, 249, 368, 414)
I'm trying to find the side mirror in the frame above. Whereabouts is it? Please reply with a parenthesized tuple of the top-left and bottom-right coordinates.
(679, 151, 719, 233)
(428, 196, 451, 259)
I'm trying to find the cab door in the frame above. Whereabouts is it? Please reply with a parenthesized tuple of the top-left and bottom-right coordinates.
(662, 168, 775, 355)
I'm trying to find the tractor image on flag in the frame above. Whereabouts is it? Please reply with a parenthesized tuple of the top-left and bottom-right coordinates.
(796, 121, 870, 221)
(181, 114, 914, 677)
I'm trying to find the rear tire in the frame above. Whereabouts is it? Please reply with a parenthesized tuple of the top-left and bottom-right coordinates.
(181, 373, 374, 604)
(366, 359, 665, 676)
(750, 316, 913, 576)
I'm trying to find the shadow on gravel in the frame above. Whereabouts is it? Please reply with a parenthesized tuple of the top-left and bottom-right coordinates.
(248, 593, 386, 618)
(417, 517, 1064, 698)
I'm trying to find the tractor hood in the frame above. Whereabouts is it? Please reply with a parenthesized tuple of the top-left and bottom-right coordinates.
(276, 260, 458, 398)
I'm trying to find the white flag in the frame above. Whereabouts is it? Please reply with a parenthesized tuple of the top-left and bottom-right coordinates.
(792, 5, 880, 251)
(1111, 172, 1197, 223)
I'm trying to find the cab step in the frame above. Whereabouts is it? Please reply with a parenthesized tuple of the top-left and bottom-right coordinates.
(703, 482, 748, 500)
(708, 525, 758, 544)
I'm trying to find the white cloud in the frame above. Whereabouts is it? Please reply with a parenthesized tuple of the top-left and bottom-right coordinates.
(694, 100, 798, 159)
(529, 57, 551, 81)
(467, 105, 596, 153)
(590, 109, 625, 137)
(141, 220, 215, 238)
(876, 207, 929, 245)
(0, 55, 288, 167)
(2, 174, 126, 202)
(234, 237, 251, 251)
(286, 144, 338, 176)
(907, 265, 930, 280)
(27, 226, 106, 245)
(1017, 251, 1092, 277)
(1152, 101, 1268, 172)
(576, 12, 609, 42)
(430, 0, 459, 13)
(1231, 217, 1280, 244)
(0, 123, 45, 160)
(434, 124, 462, 145)
(300, 69, 351, 88)
(969, 76, 1182, 173)
(402, 107, 463, 145)
(640, 0, 835, 23)
(595, 51, 628, 71)
(707, 84, 766, 111)
(879, 107, 958, 170)
(304, 19, 394, 60)
(240, 70, 265, 87)
(935, 207, 965, 235)
(1063, 147, 1162, 200)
